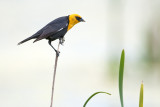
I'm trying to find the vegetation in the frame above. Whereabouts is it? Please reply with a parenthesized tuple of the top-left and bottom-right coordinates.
(83, 49, 144, 107)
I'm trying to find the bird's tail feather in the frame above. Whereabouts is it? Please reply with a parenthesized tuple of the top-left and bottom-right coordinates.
(18, 35, 37, 45)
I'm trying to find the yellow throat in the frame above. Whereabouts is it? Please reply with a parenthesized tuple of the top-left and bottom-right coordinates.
(67, 14, 81, 31)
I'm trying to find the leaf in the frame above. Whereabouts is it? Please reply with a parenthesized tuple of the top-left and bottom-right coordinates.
(119, 49, 125, 107)
(139, 82, 144, 107)
(83, 91, 111, 107)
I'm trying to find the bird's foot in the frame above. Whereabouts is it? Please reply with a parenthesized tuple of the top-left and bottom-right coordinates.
(59, 38, 65, 45)
(60, 42, 63, 46)
(56, 50, 60, 56)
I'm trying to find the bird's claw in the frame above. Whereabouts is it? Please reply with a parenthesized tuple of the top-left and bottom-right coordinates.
(59, 38, 65, 45)
(60, 42, 64, 46)
(56, 50, 60, 56)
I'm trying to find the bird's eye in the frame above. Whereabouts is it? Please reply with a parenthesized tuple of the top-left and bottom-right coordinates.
(75, 16, 81, 21)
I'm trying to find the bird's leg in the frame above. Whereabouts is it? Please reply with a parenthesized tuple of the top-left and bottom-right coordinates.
(59, 37, 65, 45)
(48, 40, 60, 56)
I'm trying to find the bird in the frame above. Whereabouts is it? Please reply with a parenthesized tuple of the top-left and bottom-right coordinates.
(18, 14, 85, 56)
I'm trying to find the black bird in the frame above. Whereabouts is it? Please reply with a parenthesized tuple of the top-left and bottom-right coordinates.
(18, 14, 85, 56)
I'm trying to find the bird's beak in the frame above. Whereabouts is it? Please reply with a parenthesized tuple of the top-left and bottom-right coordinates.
(80, 18, 85, 22)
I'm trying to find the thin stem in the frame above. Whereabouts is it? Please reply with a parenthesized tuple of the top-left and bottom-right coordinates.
(50, 41, 60, 107)
(83, 91, 111, 107)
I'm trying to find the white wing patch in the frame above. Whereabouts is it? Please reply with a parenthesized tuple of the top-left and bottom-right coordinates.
(57, 23, 68, 32)
(58, 28, 64, 32)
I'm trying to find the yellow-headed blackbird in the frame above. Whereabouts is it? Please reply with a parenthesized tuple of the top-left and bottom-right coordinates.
(18, 14, 85, 55)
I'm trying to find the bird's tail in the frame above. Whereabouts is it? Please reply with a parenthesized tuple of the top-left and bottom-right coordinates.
(18, 35, 38, 45)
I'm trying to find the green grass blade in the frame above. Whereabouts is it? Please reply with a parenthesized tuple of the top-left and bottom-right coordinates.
(83, 91, 111, 107)
(139, 82, 144, 107)
(119, 49, 125, 107)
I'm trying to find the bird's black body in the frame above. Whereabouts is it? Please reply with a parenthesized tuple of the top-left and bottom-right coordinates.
(18, 16, 69, 45)
(47, 26, 68, 41)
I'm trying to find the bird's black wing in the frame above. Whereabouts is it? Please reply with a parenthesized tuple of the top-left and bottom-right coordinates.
(34, 16, 68, 42)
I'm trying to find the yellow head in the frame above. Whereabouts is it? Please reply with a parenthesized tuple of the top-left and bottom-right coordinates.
(68, 14, 85, 31)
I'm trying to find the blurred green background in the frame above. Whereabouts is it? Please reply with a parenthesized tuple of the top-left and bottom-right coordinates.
(0, 0, 160, 107)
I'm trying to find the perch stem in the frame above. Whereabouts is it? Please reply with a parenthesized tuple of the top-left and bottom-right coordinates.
(50, 41, 60, 107)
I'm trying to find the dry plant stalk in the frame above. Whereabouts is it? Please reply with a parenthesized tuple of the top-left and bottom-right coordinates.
(50, 41, 60, 107)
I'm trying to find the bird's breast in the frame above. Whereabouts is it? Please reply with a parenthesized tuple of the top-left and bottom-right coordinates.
(67, 19, 79, 31)
(67, 24, 74, 31)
